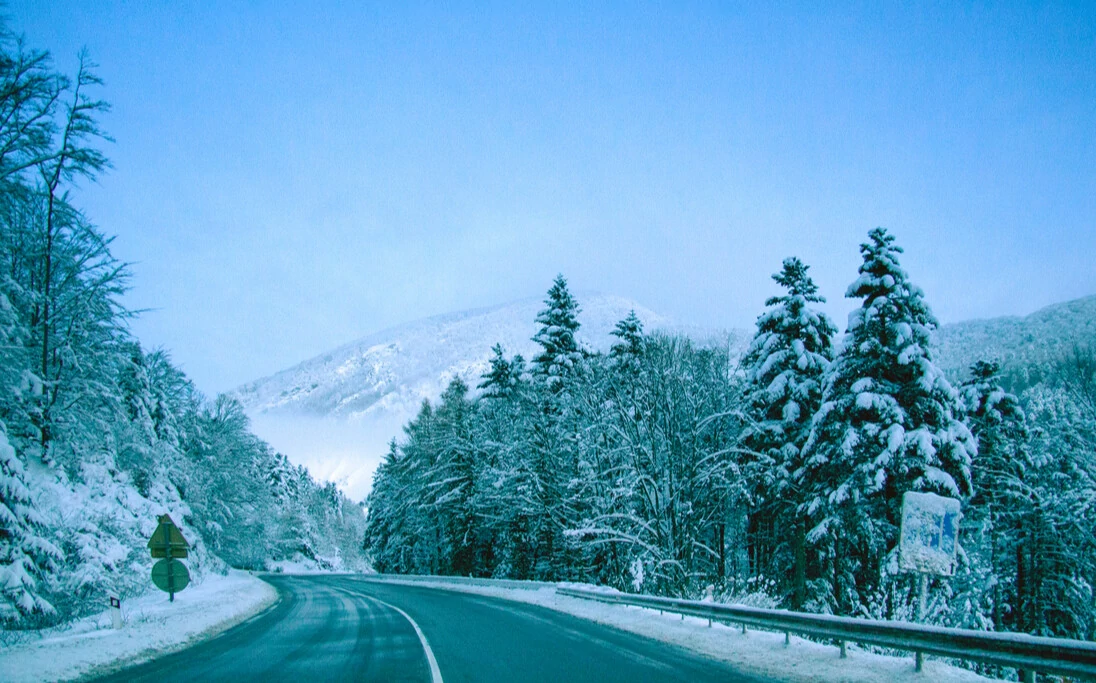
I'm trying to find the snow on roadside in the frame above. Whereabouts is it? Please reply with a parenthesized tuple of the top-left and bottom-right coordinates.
(366, 578, 1006, 683)
(0, 570, 277, 683)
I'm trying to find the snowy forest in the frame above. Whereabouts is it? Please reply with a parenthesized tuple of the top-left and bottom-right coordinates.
(365, 230, 1096, 643)
(0, 31, 368, 629)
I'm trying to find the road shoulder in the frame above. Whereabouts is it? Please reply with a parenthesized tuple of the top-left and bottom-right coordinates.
(0, 570, 278, 683)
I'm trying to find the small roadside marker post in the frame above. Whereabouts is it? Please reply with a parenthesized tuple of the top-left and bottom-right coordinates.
(109, 595, 122, 629)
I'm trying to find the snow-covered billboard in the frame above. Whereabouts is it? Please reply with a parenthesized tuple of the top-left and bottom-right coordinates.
(898, 491, 962, 576)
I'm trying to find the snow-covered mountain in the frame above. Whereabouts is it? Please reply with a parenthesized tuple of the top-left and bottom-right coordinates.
(235, 292, 1096, 501)
(935, 294, 1096, 382)
(234, 293, 727, 418)
(233, 293, 735, 500)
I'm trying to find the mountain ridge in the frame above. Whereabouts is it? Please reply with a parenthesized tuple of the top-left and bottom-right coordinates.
(233, 292, 734, 419)
(935, 293, 1096, 381)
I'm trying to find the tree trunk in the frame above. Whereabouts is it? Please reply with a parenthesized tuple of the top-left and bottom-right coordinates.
(1016, 523, 1028, 633)
(793, 518, 807, 610)
(718, 522, 726, 585)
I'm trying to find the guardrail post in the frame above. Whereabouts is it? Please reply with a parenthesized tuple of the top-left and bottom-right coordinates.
(784, 631, 790, 647)
(839, 641, 847, 659)
(1020, 670, 1034, 683)
(741, 623, 747, 634)
(915, 651, 923, 672)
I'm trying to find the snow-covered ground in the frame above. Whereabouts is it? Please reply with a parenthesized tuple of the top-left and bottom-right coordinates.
(0, 570, 277, 683)
(367, 577, 1006, 683)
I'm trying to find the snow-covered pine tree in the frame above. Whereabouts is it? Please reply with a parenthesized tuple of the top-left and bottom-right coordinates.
(740, 257, 836, 608)
(478, 344, 524, 400)
(113, 341, 161, 495)
(1015, 351, 1096, 640)
(472, 353, 538, 580)
(963, 361, 1031, 509)
(532, 275, 584, 391)
(0, 425, 62, 623)
(510, 354, 528, 385)
(609, 310, 645, 371)
(798, 227, 975, 617)
(0, 287, 62, 624)
(363, 441, 408, 572)
(518, 276, 587, 575)
(524, 276, 586, 576)
(142, 348, 196, 448)
(425, 377, 483, 575)
(384, 399, 445, 574)
(951, 360, 1032, 632)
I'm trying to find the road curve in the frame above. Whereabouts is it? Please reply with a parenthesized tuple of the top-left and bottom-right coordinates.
(92, 575, 777, 682)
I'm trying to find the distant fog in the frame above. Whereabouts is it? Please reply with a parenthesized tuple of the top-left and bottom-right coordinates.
(248, 412, 411, 502)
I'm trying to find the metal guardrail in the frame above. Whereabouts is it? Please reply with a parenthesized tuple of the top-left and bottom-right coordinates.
(556, 586, 1096, 681)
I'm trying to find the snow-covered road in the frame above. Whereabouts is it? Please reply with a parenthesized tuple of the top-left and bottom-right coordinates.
(1, 573, 1013, 682)
(85, 575, 774, 682)
(357, 576, 1009, 683)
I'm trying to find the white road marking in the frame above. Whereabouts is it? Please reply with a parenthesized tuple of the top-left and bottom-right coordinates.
(332, 586, 444, 683)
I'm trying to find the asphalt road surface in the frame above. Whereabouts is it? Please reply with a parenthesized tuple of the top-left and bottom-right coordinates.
(92, 575, 778, 682)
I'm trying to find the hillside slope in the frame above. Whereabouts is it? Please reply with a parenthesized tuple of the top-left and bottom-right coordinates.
(234, 293, 733, 420)
(936, 294, 1096, 383)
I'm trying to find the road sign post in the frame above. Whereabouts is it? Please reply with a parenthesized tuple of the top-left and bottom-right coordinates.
(147, 514, 191, 601)
(898, 491, 962, 672)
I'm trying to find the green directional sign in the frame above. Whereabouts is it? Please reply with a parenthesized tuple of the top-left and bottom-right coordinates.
(148, 514, 191, 601)
(152, 558, 191, 599)
(148, 514, 190, 559)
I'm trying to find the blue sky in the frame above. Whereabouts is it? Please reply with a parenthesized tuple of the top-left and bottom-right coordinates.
(10, 2, 1096, 394)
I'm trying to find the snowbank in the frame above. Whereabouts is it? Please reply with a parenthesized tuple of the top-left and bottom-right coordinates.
(0, 570, 277, 683)
(367, 578, 1006, 683)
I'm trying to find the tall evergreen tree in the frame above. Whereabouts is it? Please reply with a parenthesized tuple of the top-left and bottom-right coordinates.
(740, 257, 836, 608)
(523, 276, 586, 576)
(0, 426, 61, 623)
(0, 251, 60, 623)
(364, 441, 413, 573)
(532, 275, 583, 391)
(963, 361, 1031, 507)
(478, 344, 523, 400)
(426, 378, 482, 575)
(947, 361, 1032, 633)
(798, 227, 975, 616)
(609, 310, 645, 371)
